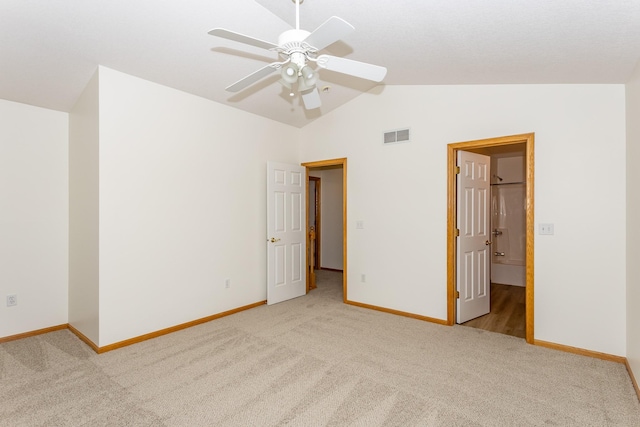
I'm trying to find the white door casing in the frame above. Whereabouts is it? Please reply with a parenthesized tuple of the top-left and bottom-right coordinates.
(266, 161, 306, 305)
(456, 151, 491, 323)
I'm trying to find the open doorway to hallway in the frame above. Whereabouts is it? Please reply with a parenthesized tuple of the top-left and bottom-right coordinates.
(303, 158, 347, 301)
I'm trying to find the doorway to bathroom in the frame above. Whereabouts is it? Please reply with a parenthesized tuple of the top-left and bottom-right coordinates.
(446, 133, 534, 344)
(464, 149, 526, 338)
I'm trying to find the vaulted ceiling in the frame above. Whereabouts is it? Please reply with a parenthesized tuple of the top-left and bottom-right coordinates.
(2, 0, 639, 127)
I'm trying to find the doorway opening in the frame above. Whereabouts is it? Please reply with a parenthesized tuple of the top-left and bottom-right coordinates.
(447, 133, 534, 344)
(302, 158, 347, 301)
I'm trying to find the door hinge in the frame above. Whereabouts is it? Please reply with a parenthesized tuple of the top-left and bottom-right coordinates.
(455, 228, 460, 237)
(455, 166, 460, 174)
(455, 291, 460, 299)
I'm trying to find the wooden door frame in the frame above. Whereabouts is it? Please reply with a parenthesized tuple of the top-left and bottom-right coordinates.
(302, 158, 347, 301)
(308, 176, 321, 271)
(447, 133, 535, 343)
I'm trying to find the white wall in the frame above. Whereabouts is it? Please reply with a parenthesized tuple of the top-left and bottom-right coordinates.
(627, 61, 640, 379)
(1, 74, 633, 360)
(96, 67, 300, 346)
(68, 70, 100, 344)
(300, 84, 627, 356)
(0, 99, 68, 338)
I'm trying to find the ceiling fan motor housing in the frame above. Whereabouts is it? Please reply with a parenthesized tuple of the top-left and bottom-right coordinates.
(278, 29, 312, 51)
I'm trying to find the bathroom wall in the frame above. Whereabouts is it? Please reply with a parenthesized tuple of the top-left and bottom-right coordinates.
(491, 155, 525, 184)
(491, 154, 526, 286)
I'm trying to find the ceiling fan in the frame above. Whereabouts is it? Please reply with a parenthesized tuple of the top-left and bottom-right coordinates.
(208, 0, 387, 110)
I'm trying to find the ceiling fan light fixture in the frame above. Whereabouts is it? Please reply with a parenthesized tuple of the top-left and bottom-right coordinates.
(300, 65, 317, 86)
(281, 64, 299, 84)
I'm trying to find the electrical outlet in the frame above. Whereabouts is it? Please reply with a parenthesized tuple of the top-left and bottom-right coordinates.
(361, 274, 366, 283)
(539, 223, 554, 235)
(225, 279, 230, 289)
(6, 294, 17, 307)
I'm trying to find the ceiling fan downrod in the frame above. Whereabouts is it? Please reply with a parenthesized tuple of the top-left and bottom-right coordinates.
(294, 0, 300, 31)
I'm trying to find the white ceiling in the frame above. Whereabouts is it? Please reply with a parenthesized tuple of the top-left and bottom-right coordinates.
(2, 0, 639, 128)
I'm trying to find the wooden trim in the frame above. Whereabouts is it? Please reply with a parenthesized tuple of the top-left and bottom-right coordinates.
(534, 339, 626, 364)
(305, 167, 310, 293)
(446, 144, 456, 326)
(309, 176, 321, 272)
(525, 135, 535, 344)
(320, 267, 343, 272)
(302, 158, 347, 301)
(447, 133, 535, 343)
(93, 301, 265, 354)
(343, 160, 347, 302)
(302, 158, 347, 169)
(0, 324, 68, 344)
(67, 324, 100, 353)
(625, 359, 640, 401)
(346, 300, 449, 325)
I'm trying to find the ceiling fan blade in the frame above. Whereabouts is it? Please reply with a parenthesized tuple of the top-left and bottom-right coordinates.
(208, 28, 279, 51)
(225, 63, 279, 92)
(316, 54, 387, 82)
(301, 87, 322, 110)
(303, 16, 355, 51)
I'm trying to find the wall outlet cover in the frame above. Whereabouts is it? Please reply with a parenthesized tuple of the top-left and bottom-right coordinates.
(539, 223, 554, 235)
(7, 294, 17, 307)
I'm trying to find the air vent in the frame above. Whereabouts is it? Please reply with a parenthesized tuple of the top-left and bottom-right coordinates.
(383, 128, 410, 145)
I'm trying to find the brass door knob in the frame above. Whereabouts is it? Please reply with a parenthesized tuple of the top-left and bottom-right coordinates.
(485, 240, 492, 245)
(268, 237, 281, 243)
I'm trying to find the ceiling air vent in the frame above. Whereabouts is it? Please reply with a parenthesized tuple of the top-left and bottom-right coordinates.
(383, 128, 410, 145)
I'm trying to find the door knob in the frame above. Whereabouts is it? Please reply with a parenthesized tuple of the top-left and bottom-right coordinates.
(268, 237, 281, 243)
(485, 240, 492, 245)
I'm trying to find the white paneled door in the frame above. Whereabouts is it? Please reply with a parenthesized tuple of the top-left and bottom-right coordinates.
(266, 162, 306, 305)
(456, 151, 491, 323)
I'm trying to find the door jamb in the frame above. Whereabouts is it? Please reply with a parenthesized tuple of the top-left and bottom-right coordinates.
(447, 133, 535, 344)
(309, 176, 321, 271)
(302, 158, 347, 300)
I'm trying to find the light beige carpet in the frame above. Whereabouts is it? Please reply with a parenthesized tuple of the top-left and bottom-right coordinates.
(1, 270, 639, 426)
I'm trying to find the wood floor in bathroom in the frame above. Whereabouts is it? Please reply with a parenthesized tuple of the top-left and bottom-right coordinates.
(461, 283, 526, 339)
